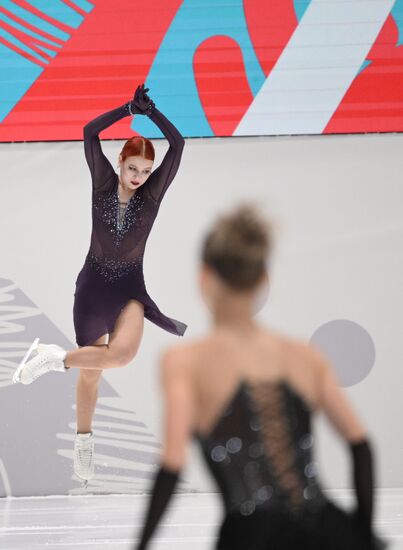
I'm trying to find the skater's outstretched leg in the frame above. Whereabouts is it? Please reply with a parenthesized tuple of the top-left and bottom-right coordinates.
(13, 300, 144, 384)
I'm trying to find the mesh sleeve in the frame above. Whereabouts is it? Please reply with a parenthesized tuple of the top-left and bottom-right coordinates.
(83, 103, 131, 192)
(144, 108, 185, 204)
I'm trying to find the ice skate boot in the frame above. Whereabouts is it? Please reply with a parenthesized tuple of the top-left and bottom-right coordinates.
(13, 339, 67, 385)
(74, 432, 95, 487)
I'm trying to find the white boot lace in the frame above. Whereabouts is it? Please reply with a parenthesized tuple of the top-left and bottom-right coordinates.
(24, 354, 52, 383)
(75, 436, 94, 483)
(77, 445, 93, 470)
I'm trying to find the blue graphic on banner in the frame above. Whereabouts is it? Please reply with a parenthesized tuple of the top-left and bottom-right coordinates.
(392, 0, 403, 46)
(0, 45, 43, 124)
(29, 0, 93, 19)
(293, 0, 311, 21)
(70, 0, 94, 11)
(0, 0, 70, 40)
(0, 0, 93, 124)
(0, 11, 61, 51)
(133, 0, 266, 138)
(358, 60, 371, 75)
(20, 0, 85, 27)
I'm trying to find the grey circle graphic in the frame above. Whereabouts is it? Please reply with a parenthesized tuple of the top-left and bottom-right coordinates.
(310, 320, 376, 387)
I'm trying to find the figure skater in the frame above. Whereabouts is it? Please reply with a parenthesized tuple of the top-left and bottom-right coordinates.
(13, 84, 187, 485)
(133, 205, 386, 549)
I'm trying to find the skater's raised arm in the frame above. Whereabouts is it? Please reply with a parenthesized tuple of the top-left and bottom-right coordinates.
(145, 108, 185, 203)
(83, 103, 136, 192)
(130, 84, 185, 204)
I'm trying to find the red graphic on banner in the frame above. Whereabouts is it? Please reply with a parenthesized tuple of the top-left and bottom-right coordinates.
(0, 3, 65, 67)
(194, 36, 254, 136)
(194, 0, 297, 136)
(0, 0, 182, 142)
(326, 14, 403, 133)
(0, 1, 402, 140)
(244, 0, 297, 77)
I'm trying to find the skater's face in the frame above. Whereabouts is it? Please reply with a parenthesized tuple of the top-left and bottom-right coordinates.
(118, 155, 153, 191)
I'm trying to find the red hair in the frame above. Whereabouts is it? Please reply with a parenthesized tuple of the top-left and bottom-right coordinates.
(120, 136, 155, 161)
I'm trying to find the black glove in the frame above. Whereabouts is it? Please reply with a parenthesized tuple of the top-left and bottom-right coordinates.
(129, 83, 155, 117)
(350, 440, 389, 549)
(134, 465, 179, 550)
(350, 439, 374, 538)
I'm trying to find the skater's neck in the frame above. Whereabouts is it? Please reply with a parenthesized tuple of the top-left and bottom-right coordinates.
(118, 180, 136, 203)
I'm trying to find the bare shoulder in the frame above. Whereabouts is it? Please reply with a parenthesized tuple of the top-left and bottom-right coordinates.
(268, 329, 330, 377)
(294, 338, 328, 368)
(160, 338, 209, 380)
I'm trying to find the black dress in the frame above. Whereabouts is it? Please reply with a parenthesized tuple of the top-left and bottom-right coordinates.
(73, 103, 187, 346)
(134, 379, 386, 549)
(195, 380, 385, 550)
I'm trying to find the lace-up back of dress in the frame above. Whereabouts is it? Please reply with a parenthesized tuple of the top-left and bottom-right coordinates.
(196, 380, 325, 517)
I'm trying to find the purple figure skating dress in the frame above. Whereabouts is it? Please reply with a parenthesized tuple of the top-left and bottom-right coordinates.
(73, 102, 187, 346)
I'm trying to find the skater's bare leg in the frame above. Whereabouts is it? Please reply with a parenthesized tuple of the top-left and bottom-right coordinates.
(66, 300, 144, 371)
(76, 335, 106, 434)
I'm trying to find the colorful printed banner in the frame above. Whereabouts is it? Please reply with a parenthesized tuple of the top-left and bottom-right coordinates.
(0, 0, 402, 141)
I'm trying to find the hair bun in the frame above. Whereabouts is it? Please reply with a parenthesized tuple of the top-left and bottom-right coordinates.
(202, 204, 271, 290)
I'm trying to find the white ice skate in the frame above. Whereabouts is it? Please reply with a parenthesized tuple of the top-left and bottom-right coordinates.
(74, 432, 95, 487)
(12, 339, 67, 385)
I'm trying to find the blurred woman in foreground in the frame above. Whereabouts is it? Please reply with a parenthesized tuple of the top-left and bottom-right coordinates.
(135, 205, 385, 549)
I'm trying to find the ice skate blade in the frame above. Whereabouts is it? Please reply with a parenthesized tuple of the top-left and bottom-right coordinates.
(12, 338, 40, 384)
